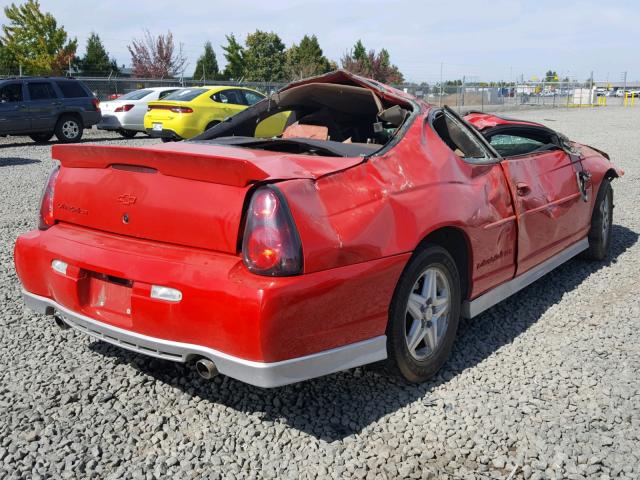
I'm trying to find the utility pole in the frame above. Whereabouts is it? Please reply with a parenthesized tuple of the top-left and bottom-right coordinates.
(439, 62, 443, 107)
(19, 64, 22, 77)
(623, 71, 627, 95)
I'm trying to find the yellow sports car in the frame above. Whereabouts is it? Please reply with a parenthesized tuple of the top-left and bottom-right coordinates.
(144, 86, 285, 141)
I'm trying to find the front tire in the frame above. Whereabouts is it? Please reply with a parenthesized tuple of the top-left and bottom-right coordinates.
(582, 178, 613, 260)
(55, 115, 83, 143)
(386, 245, 461, 383)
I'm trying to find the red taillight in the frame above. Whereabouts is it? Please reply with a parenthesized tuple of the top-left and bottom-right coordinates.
(242, 187, 302, 276)
(38, 166, 60, 230)
(92, 98, 100, 111)
(114, 104, 134, 112)
(170, 106, 193, 113)
(147, 105, 193, 113)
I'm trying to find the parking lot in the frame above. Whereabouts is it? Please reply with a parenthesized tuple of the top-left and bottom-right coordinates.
(0, 106, 638, 479)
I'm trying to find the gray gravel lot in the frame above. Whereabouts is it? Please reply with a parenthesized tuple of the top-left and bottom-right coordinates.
(0, 108, 639, 480)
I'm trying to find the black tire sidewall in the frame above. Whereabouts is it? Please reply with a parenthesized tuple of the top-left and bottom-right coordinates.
(585, 178, 613, 260)
(55, 116, 83, 143)
(119, 130, 137, 139)
(387, 245, 461, 383)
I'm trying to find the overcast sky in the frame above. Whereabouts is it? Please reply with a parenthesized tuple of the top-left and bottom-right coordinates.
(1, 0, 637, 83)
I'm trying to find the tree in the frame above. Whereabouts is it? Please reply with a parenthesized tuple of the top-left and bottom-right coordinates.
(284, 34, 331, 80)
(77, 32, 118, 76)
(341, 40, 404, 83)
(1, 0, 77, 75)
(242, 30, 285, 82)
(0, 40, 17, 74)
(193, 41, 219, 81)
(128, 29, 186, 78)
(352, 39, 368, 68)
(545, 70, 559, 82)
(221, 34, 244, 80)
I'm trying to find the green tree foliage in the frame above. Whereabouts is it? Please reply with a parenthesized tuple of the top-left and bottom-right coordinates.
(341, 40, 404, 83)
(284, 34, 331, 80)
(77, 32, 118, 75)
(352, 39, 369, 69)
(242, 30, 285, 82)
(1, 0, 77, 75)
(0, 40, 17, 73)
(545, 70, 559, 82)
(193, 41, 219, 81)
(221, 34, 244, 80)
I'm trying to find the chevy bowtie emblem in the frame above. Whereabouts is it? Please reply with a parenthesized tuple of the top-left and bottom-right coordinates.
(118, 194, 137, 205)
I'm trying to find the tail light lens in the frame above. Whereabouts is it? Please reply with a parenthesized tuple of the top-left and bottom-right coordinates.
(170, 106, 193, 113)
(242, 186, 303, 276)
(38, 166, 60, 230)
(114, 104, 134, 112)
(91, 98, 100, 110)
(147, 105, 193, 113)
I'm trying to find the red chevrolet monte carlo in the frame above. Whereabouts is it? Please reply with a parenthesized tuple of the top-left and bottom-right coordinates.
(15, 70, 622, 387)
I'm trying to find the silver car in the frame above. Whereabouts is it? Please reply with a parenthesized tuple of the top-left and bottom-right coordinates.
(97, 87, 180, 138)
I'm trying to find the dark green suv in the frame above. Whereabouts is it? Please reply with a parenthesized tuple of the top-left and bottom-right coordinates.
(0, 77, 101, 143)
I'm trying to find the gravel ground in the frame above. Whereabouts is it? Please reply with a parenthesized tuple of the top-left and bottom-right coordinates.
(0, 108, 638, 480)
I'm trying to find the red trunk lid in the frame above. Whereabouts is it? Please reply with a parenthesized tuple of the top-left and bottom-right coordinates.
(50, 143, 361, 253)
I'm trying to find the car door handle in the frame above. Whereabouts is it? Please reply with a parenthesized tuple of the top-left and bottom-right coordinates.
(516, 182, 531, 196)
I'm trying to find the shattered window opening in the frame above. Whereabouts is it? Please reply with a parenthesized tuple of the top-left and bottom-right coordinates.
(191, 82, 413, 157)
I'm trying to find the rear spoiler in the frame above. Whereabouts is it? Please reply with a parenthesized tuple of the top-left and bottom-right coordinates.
(52, 144, 270, 187)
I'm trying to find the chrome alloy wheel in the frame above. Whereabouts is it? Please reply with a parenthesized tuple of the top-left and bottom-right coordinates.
(62, 120, 79, 139)
(404, 266, 451, 361)
(601, 193, 610, 239)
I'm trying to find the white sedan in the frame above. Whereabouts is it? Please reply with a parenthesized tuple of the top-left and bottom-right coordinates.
(97, 87, 181, 138)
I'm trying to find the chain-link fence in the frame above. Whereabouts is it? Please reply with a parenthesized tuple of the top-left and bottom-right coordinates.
(74, 77, 288, 100)
(1, 72, 634, 110)
(397, 80, 630, 111)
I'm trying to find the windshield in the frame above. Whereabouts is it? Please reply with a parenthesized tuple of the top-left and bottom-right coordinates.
(118, 89, 153, 101)
(162, 88, 207, 102)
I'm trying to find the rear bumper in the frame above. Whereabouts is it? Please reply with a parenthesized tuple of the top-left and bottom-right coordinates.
(96, 115, 123, 131)
(15, 224, 407, 385)
(23, 290, 386, 388)
(145, 128, 182, 140)
(81, 111, 101, 127)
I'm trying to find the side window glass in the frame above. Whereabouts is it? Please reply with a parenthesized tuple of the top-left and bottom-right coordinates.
(432, 111, 489, 161)
(243, 90, 264, 106)
(214, 90, 245, 106)
(55, 81, 88, 98)
(28, 82, 57, 100)
(489, 134, 545, 157)
(0, 83, 23, 102)
(212, 91, 228, 103)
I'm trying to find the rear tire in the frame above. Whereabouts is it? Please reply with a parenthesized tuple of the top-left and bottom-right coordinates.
(582, 178, 613, 260)
(29, 132, 53, 143)
(55, 115, 83, 143)
(386, 245, 461, 383)
(119, 129, 137, 139)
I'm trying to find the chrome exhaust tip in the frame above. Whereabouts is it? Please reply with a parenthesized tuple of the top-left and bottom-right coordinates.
(195, 358, 218, 380)
(53, 314, 70, 330)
